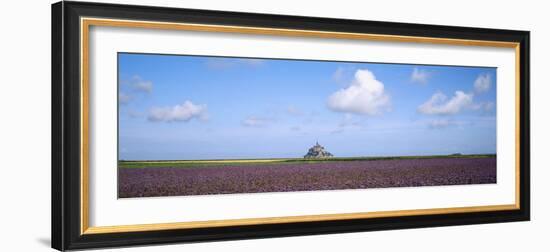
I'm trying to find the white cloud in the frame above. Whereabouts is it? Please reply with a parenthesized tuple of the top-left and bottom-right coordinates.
(474, 73, 492, 93)
(242, 116, 269, 127)
(332, 67, 345, 82)
(327, 69, 391, 115)
(119, 92, 131, 104)
(148, 101, 207, 122)
(418, 91, 473, 115)
(124, 75, 153, 93)
(331, 66, 349, 83)
(332, 66, 356, 84)
(470, 101, 495, 111)
(483, 101, 495, 111)
(133, 81, 153, 93)
(410, 68, 430, 84)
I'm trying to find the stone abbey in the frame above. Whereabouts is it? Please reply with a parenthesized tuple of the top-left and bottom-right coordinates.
(304, 142, 333, 158)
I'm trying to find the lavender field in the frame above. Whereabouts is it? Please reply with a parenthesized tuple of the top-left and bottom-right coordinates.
(118, 156, 496, 198)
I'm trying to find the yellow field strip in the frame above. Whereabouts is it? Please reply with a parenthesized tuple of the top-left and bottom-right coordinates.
(124, 159, 285, 164)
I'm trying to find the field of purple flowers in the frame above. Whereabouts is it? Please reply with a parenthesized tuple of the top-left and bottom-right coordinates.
(118, 157, 496, 198)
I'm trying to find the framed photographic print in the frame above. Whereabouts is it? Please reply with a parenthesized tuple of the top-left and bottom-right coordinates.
(52, 1, 530, 250)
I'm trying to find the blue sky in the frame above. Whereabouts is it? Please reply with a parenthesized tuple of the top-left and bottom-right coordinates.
(118, 53, 496, 160)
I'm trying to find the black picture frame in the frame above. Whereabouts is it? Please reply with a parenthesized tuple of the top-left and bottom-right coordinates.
(52, 1, 530, 251)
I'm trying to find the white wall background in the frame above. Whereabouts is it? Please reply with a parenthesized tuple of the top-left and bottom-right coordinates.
(0, 0, 547, 251)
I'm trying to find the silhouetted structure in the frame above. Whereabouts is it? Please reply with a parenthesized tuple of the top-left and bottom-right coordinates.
(304, 142, 333, 158)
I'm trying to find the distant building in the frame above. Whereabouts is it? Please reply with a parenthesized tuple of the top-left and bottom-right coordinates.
(304, 142, 333, 158)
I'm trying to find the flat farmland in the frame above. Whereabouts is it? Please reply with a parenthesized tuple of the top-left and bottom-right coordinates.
(118, 155, 496, 198)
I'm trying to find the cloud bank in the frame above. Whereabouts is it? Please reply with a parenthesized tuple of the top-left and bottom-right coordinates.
(148, 101, 207, 122)
(474, 73, 492, 93)
(418, 72, 494, 116)
(418, 91, 473, 115)
(123, 75, 153, 93)
(119, 92, 131, 105)
(119, 75, 153, 106)
(327, 69, 391, 115)
(410, 68, 430, 84)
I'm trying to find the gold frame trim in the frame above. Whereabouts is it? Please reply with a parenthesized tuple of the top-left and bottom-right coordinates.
(80, 17, 521, 235)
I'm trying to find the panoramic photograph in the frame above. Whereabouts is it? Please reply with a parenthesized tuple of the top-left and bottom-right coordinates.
(117, 53, 497, 198)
